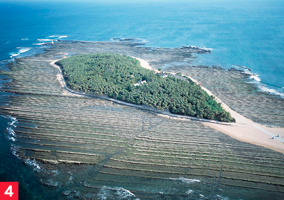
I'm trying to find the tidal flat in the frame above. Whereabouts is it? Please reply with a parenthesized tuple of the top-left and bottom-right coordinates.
(0, 41, 284, 199)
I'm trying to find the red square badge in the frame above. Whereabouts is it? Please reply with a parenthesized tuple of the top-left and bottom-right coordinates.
(0, 182, 18, 200)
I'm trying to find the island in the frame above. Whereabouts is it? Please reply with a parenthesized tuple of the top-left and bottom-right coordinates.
(1, 40, 284, 199)
(55, 53, 235, 122)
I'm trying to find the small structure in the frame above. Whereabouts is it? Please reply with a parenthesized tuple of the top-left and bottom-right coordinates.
(161, 73, 168, 78)
(134, 80, 146, 86)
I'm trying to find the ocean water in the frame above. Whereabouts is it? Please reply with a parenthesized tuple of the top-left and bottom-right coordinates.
(1, 0, 284, 96)
(0, 0, 284, 199)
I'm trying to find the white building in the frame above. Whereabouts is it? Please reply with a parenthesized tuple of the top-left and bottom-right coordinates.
(134, 80, 147, 86)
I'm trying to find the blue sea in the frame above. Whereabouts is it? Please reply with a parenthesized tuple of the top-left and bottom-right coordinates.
(0, 0, 284, 199)
(1, 0, 284, 97)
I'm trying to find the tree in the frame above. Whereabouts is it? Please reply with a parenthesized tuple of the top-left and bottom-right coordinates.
(57, 53, 235, 122)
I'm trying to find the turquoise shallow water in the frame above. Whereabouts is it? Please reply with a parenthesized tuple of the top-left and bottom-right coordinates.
(0, 1, 284, 199)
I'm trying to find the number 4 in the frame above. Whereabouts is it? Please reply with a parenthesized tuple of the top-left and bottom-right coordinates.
(5, 185, 13, 197)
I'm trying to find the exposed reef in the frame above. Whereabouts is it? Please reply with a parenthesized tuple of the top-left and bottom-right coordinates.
(0, 40, 283, 199)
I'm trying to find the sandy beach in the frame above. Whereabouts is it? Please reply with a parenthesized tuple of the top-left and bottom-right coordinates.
(134, 57, 284, 154)
(131, 56, 159, 73)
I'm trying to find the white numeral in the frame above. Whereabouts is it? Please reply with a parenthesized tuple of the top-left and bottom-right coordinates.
(4, 185, 14, 197)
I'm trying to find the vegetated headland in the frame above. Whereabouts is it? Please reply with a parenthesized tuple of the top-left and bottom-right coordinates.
(55, 53, 235, 122)
(0, 40, 284, 199)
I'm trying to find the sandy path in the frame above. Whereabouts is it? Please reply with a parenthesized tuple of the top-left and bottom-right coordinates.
(50, 56, 83, 97)
(135, 57, 284, 154)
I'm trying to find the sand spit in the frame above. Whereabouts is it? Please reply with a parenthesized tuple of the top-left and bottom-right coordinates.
(137, 57, 284, 154)
(131, 56, 159, 73)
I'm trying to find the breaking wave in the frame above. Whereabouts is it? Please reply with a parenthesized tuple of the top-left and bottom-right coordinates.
(8, 136, 16, 142)
(6, 126, 16, 141)
(48, 35, 68, 39)
(33, 43, 46, 46)
(58, 35, 68, 38)
(169, 177, 201, 184)
(10, 47, 31, 58)
(6, 127, 15, 137)
(24, 158, 41, 171)
(34, 38, 59, 45)
(236, 67, 284, 98)
(5, 116, 17, 141)
(185, 189, 208, 199)
(9, 116, 17, 127)
(97, 186, 139, 200)
(37, 39, 53, 42)
(4, 116, 45, 172)
(186, 189, 194, 194)
(202, 47, 213, 51)
(136, 38, 148, 43)
(258, 84, 284, 98)
(10, 146, 19, 158)
(249, 74, 261, 82)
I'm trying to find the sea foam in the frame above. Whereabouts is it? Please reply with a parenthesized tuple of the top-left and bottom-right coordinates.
(10, 146, 19, 158)
(169, 177, 201, 184)
(8, 136, 16, 142)
(202, 47, 213, 51)
(186, 189, 194, 194)
(48, 35, 68, 39)
(236, 67, 284, 98)
(97, 186, 138, 200)
(9, 116, 17, 127)
(248, 73, 261, 82)
(33, 43, 46, 46)
(215, 194, 230, 200)
(258, 85, 284, 98)
(37, 39, 53, 42)
(10, 47, 31, 58)
(24, 158, 41, 171)
(244, 70, 284, 98)
(5, 116, 17, 141)
(6, 127, 16, 138)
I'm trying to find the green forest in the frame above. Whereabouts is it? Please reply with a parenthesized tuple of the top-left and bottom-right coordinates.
(56, 53, 235, 122)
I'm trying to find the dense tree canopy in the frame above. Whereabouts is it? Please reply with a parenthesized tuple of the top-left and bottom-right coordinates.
(56, 53, 235, 122)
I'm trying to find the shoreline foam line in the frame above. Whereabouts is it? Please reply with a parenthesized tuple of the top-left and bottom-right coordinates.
(52, 54, 284, 154)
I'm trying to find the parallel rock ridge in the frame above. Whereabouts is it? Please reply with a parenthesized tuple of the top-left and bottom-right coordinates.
(0, 41, 283, 199)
